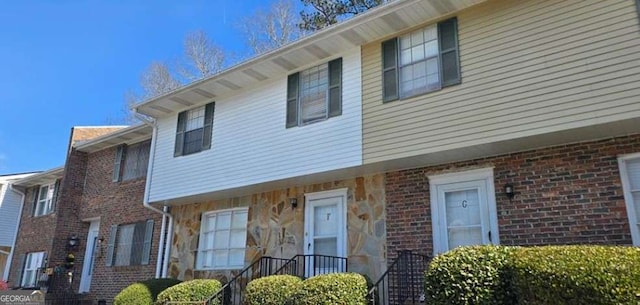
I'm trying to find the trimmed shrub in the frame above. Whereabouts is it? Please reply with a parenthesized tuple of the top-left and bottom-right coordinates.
(155, 279, 222, 305)
(424, 245, 640, 305)
(512, 245, 640, 305)
(245, 275, 302, 305)
(424, 246, 517, 305)
(113, 278, 182, 305)
(295, 273, 367, 305)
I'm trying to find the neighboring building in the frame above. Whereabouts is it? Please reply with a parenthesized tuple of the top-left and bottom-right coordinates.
(133, 0, 640, 301)
(0, 172, 37, 281)
(7, 125, 162, 304)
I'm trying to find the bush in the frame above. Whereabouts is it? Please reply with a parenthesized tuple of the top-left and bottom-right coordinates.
(424, 245, 640, 305)
(512, 245, 640, 304)
(155, 279, 222, 305)
(0, 280, 8, 291)
(114, 278, 182, 305)
(295, 273, 367, 305)
(245, 275, 302, 305)
(424, 246, 516, 305)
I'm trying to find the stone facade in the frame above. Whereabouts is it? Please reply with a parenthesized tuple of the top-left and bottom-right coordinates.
(385, 134, 640, 259)
(169, 174, 387, 282)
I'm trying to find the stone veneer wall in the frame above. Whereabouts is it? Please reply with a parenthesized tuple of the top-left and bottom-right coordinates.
(169, 174, 387, 282)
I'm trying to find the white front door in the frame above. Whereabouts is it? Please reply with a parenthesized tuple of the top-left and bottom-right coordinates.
(304, 189, 347, 276)
(79, 220, 99, 293)
(429, 168, 499, 255)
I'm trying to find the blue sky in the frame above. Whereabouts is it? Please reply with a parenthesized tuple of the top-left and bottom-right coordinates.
(0, 0, 277, 174)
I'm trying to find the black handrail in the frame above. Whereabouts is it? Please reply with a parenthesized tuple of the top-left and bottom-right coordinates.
(367, 250, 431, 305)
(273, 254, 348, 279)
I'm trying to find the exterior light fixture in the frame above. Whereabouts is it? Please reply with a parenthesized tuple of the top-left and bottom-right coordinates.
(504, 183, 515, 200)
(67, 234, 80, 251)
(289, 198, 298, 209)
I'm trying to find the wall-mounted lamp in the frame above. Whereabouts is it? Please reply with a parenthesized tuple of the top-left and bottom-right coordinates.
(67, 234, 80, 251)
(289, 198, 298, 209)
(504, 184, 515, 200)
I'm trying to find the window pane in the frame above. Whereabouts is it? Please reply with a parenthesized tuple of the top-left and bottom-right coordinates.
(633, 191, 640, 219)
(214, 230, 229, 249)
(626, 159, 640, 190)
(424, 26, 437, 41)
(398, 24, 441, 98)
(213, 250, 228, 267)
(314, 237, 337, 256)
(411, 30, 424, 46)
(445, 190, 481, 226)
(39, 186, 48, 201)
(186, 106, 205, 131)
(300, 64, 328, 124)
(231, 211, 247, 229)
(115, 225, 134, 266)
(229, 249, 245, 267)
(425, 40, 438, 58)
(183, 129, 204, 155)
(216, 212, 231, 229)
(448, 226, 483, 249)
(229, 230, 246, 248)
(206, 216, 216, 232)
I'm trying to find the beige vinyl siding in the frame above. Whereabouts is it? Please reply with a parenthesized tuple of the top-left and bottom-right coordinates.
(362, 0, 640, 164)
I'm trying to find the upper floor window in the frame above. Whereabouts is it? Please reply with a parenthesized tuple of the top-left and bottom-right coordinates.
(34, 182, 57, 216)
(21, 251, 46, 288)
(619, 153, 640, 246)
(196, 208, 248, 270)
(286, 58, 342, 128)
(112, 140, 151, 182)
(175, 102, 215, 156)
(105, 220, 154, 267)
(382, 17, 460, 102)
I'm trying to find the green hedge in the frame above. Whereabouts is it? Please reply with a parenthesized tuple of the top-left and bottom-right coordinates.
(424, 245, 640, 305)
(113, 278, 182, 305)
(295, 273, 367, 305)
(245, 275, 302, 305)
(155, 279, 222, 305)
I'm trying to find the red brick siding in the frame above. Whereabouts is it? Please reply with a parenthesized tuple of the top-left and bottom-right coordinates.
(385, 134, 640, 259)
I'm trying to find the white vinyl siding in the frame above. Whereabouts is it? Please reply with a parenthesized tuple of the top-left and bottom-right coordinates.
(21, 252, 45, 288)
(362, 0, 640, 163)
(0, 184, 23, 247)
(148, 48, 362, 202)
(619, 154, 640, 246)
(197, 208, 248, 270)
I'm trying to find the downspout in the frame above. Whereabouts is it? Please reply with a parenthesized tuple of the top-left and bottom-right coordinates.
(135, 112, 173, 279)
(4, 184, 25, 281)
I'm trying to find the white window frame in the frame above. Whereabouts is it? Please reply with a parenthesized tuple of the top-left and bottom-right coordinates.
(21, 252, 45, 288)
(35, 183, 55, 216)
(618, 153, 640, 246)
(428, 168, 500, 255)
(197, 207, 248, 271)
(298, 63, 330, 125)
(398, 24, 441, 99)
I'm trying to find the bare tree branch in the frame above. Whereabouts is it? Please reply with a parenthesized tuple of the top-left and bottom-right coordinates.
(178, 30, 225, 81)
(299, 0, 387, 31)
(239, 0, 302, 55)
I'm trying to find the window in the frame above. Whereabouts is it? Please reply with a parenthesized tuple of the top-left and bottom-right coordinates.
(21, 252, 45, 288)
(175, 102, 215, 156)
(112, 140, 151, 182)
(286, 58, 342, 127)
(197, 208, 248, 270)
(382, 17, 460, 102)
(34, 182, 57, 216)
(619, 153, 640, 246)
(105, 220, 154, 266)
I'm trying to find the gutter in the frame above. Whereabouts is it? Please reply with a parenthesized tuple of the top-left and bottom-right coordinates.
(4, 184, 25, 281)
(135, 112, 173, 278)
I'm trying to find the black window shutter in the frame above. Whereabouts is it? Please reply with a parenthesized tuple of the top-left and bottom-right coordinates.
(13, 253, 25, 287)
(438, 17, 461, 87)
(382, 38, 399, 102)
(141, 219, 154, 265)
(286, 73, 299, 128)
(202, 102, 215, 150)
(328, 58, 342, 117)
(31, 186, 40, 216)
(112, 145, 124, 182)
(174, 111, 187, 157)
(105, 225, 118, 266)
(51, 179, 61, 212)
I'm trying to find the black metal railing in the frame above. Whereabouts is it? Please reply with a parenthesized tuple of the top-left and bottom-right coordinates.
(201, 254, 348, 305)
(29, 267, 81, 305)
(273, 254, 348, 279)
(367, 250, 431, 305)
(202, 256, 290, 305)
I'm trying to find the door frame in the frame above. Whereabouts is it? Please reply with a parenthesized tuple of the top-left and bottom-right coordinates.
(428, 168, 500, 255)
(304, 188, 348, 270)
(79, 219, 100, 293)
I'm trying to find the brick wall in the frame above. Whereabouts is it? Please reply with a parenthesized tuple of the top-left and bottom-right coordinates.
(77, 145, 162, 303)
(385, 134, 640, 259)
(7, 186, 57, 287)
